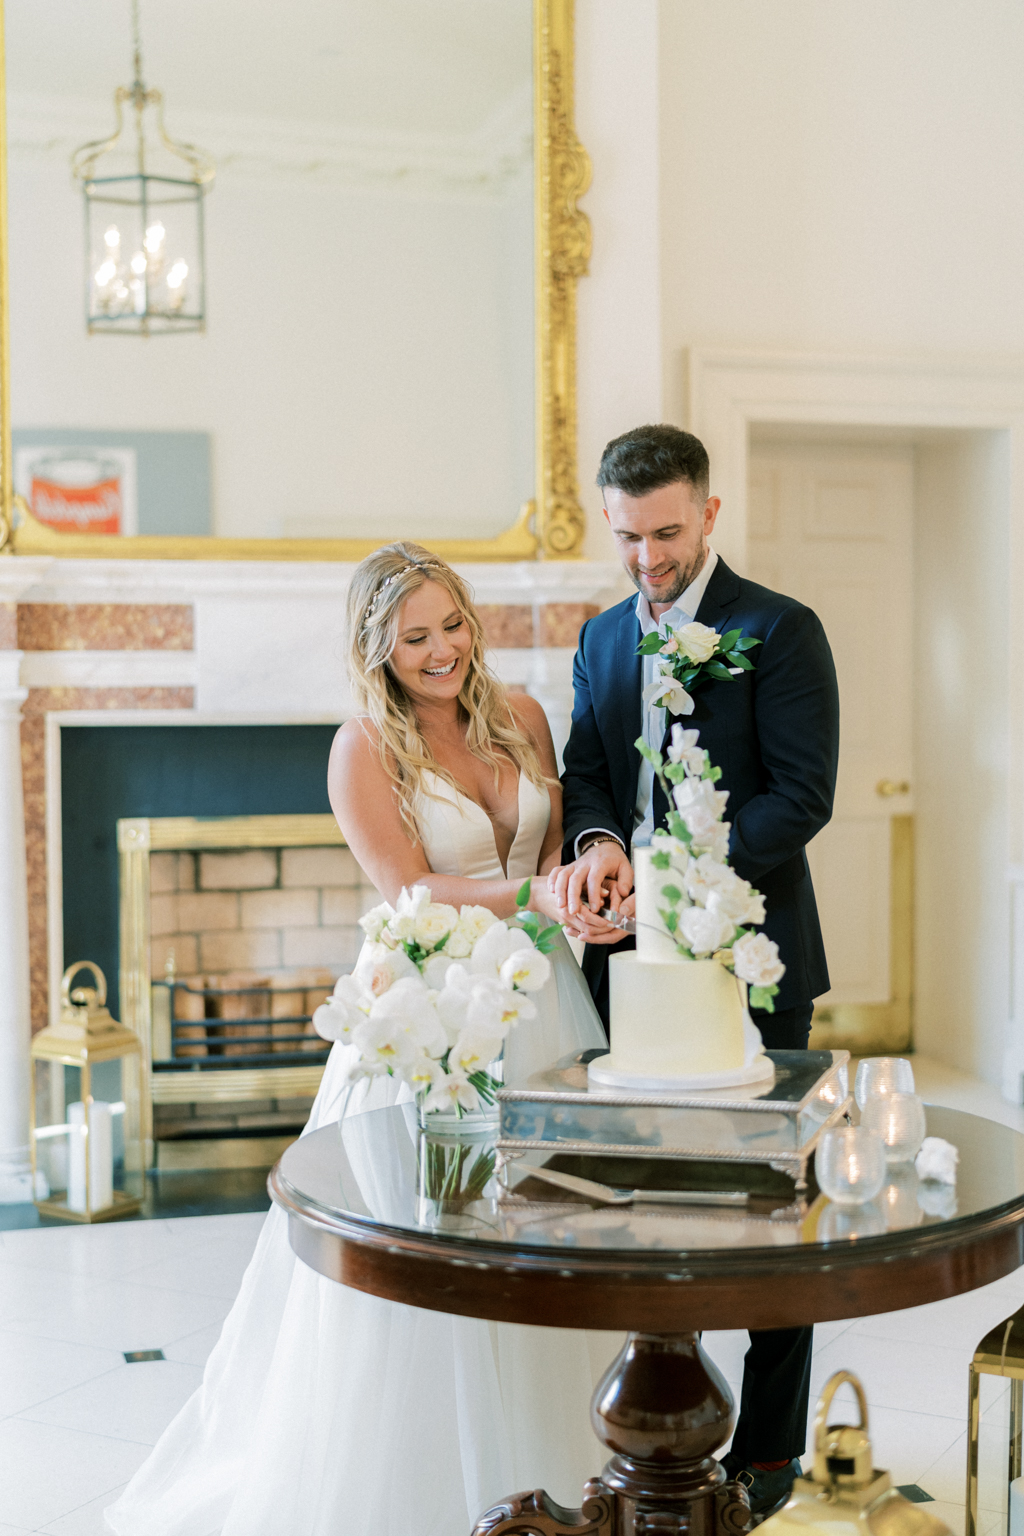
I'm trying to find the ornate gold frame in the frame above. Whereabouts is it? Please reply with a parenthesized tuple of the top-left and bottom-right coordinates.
(118, 813, 346, 1167)
(0, 0, 591, 563)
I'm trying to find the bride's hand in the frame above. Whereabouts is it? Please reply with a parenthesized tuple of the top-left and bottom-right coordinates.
(528, 875, 630, 944)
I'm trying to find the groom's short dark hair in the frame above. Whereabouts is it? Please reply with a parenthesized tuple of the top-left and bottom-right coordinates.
(597, 424, 710, 502)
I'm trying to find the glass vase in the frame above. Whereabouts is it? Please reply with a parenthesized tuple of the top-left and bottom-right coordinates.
(415, 1125, 499, 1232)
(417, 1050, 504, 1135)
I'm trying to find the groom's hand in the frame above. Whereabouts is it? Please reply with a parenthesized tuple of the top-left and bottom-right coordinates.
(549, 843, 634, 926)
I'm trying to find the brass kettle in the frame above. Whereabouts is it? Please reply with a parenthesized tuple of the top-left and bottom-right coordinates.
(758, 1371, 950, 1536)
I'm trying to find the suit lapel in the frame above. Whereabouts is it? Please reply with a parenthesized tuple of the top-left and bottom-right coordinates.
(615, 600, 644, 811)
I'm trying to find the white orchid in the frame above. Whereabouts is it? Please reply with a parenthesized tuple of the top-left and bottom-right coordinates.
(643, 667, 694, 718)
(467, 919, 532, 977)
(672, 775, 729, 838)
(499, 946, 551, 993)
(422, 1068, 481, 1116)
(667, 724, 707, 776)
(448, 1028, 504, 1078)
(312, 974, 368, 1043)
(362, 977, 448, 1061)
(420, 951, 457, 991)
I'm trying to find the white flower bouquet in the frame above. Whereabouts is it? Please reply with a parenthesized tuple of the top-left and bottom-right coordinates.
(638, 619, 761, 717)
(313, 883, 559, 1118)
(637, 724, 786, 1012)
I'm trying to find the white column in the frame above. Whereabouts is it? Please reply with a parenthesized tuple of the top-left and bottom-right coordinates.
(0, 649, 32, 1202)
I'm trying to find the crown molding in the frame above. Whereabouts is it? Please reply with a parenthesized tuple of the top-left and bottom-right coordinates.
(7, 87, 532, 199)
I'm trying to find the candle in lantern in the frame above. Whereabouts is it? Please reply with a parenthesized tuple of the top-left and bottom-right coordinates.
(67, 1099, 114, 1214)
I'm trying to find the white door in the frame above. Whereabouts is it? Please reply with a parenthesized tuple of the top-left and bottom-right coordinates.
(747, 440, 914, 1030)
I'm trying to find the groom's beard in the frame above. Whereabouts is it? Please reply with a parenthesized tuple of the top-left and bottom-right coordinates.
(632, 538, 708, 608)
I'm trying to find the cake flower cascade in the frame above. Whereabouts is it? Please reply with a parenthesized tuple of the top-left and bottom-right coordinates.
(637, 724, 785, 1012)
(311, 884, 558, 1116)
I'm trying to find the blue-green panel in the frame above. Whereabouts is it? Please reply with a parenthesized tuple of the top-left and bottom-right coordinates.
(61, 724, 339, 1020)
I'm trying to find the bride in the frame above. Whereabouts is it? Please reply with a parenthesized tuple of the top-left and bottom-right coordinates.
(107, 543, 617, 1536)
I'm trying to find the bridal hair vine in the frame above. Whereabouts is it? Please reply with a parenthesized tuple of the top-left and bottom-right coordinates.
(362, 560, 446, 627)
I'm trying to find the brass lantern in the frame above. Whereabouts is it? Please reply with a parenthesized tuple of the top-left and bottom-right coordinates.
(759, 1371, 951, 1536)
(30, 962, 144, 1223)
(71, 0, 214, 335)
(966, 1307, 1024, 1536)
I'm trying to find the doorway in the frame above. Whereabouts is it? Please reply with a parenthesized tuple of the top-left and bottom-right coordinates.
(746, 427, 1010, 1071)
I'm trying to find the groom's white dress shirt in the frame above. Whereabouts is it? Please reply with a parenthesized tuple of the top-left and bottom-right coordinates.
(574, 546, 719, 858)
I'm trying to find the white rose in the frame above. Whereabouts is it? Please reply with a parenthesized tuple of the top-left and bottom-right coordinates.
(358, 901, 395, 943)
(677, 905, 737, 957)
(691, 820, 732, 862)
(499, 946, 551, 993)
(412, 902, 460, 951)
(667, 724, 707, 776)
(675, 621, 721, 665)
(448, 1028, 504, 1077)
(732, 931, 786, 987)
(673, 776, 729, 838)
(705, 875, 765, 927)
(353, 941, 419, 998)
(444, 904, 499, 958)
(643, 671, 694, 718)
(312, 974, 368, 1043)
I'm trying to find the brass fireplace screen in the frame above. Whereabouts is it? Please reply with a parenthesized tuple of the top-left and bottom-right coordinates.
(118, 813, 371, 1167)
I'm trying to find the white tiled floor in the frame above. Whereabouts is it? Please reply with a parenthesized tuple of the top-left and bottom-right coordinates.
(0, 1056, 1022, 1534)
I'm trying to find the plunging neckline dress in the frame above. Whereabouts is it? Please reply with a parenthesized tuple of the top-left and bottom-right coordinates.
(107, 771, 614, 1536)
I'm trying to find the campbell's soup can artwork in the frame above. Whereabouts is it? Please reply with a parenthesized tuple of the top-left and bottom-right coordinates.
(28, 451, 126, 534)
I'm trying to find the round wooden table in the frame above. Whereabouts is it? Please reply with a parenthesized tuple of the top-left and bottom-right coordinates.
(269, 1102, 1024, 1536)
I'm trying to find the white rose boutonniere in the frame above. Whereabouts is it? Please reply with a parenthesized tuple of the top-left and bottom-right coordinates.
(637, 621, 762, 718)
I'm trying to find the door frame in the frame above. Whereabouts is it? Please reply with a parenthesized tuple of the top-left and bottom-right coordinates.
(686, 348, 1024, 1096)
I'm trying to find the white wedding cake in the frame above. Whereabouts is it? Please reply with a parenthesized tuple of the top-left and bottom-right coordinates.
(588, 846, 773, 1092)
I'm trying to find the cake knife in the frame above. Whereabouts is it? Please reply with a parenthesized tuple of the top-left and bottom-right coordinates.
(510, 1163, 749, 1207)
(596, 906, 636, 933)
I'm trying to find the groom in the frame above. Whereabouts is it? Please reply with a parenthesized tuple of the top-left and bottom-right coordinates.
(554, 423, 840, 1515)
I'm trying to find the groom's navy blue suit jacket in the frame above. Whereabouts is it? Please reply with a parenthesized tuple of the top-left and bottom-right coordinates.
(561, 557, 841, 1015)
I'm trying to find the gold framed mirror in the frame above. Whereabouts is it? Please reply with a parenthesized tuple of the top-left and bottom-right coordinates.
(0, 0, 590, 563)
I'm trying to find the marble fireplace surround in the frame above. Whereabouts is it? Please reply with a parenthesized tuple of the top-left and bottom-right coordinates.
(0, 555, 627, 1201)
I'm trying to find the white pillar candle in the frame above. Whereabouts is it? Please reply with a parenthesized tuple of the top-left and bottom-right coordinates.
(67, 1100, 114, 1214)
(0, 649, 33, 1203)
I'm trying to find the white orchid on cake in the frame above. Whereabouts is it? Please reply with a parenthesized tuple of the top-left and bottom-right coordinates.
(636, 725, 786, 1012)
(312, 883, 558, 1117)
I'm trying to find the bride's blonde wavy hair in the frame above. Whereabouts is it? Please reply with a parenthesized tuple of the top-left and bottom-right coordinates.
(346, 542, 550, 835)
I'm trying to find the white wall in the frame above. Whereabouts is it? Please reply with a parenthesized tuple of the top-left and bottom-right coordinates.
(913, 432, 1011, 1081)
(7, 154, 534, 542)
(657, 1, 1024, 405)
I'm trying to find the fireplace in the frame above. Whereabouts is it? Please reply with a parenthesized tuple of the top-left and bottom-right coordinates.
(118, 813, 378, 1168)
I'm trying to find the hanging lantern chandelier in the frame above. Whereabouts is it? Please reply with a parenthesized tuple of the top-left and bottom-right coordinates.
(71, 0, 215, 336)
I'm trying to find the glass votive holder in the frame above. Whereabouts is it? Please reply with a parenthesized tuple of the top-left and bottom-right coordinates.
(854, 1056, 915, 1111)
(861, 1091, 927, 1163)
(816, 1125, 886, 1206)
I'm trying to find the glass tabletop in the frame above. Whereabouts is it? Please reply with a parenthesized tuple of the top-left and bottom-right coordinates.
(274, 1101, 1024, 1261)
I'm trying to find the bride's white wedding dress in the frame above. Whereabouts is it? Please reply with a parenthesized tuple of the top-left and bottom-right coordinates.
(107, 771, 615, 1536)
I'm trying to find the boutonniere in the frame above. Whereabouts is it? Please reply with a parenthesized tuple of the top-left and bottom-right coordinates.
(638, 621, 761, 717)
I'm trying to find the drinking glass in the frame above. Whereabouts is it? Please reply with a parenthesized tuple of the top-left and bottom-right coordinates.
(854, 1056, 916, 1111)
(861, 1091, 927, 1163)
(816, 1125, 886, 1206)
